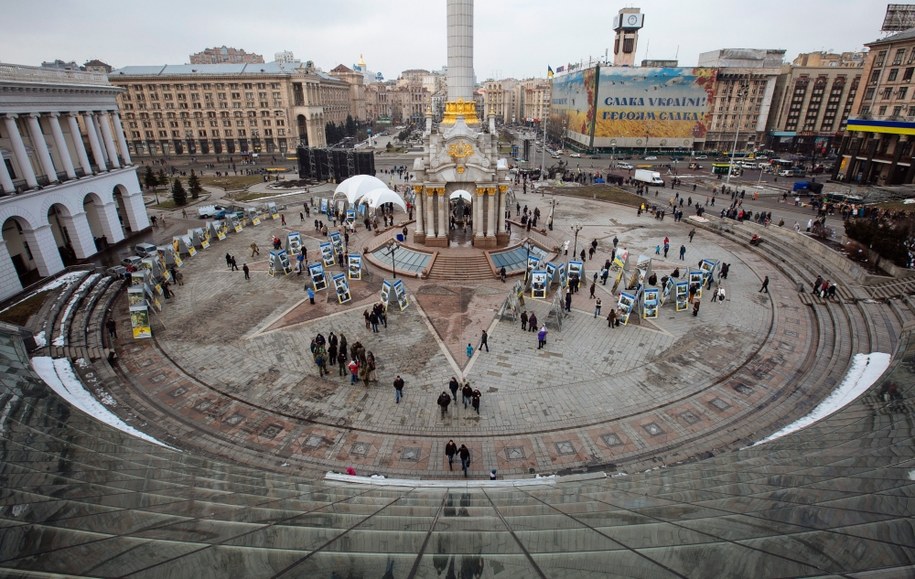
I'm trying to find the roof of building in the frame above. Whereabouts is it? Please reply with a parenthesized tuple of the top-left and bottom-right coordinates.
(330, 64, 354, 73)
(109, 61, 314, 78)
(867, 27, 915, 47)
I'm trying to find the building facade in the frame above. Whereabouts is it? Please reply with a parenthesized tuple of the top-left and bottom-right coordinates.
(108, 62, 351, 156)
(835, 29, 915, 185)
(0, 63, 147, 301)
(699, 49, 784, 152)
(765, 54, 863, 157)
(189, 47, 264, 65)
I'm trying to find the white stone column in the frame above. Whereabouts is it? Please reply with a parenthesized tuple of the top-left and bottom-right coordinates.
(415, 188, 425, 235)
(98, 112, 121, 168)
(473, 189, 486, 237)
(99, 201, 126, 245)
(93, 114, 114, 167)
(446, 0, 475, 101)
(56, 211, 97, 259)
(111, 112, 132, 165)
(48, 113, 76, 180)
(440, 192, 449, 238)
(4, 114, 38, 189)
(0, 151, 14, 194)
(487, 192, 496, 236)
(67, 113, 92, 176)
(83, 112, 107, 171)
(0, 239, 23, 302)
(27, 114, 58, 183)
(425, 192, 435, 237)
(22, 224, 64, 277)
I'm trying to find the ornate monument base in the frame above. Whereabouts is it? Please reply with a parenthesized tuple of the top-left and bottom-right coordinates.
(414, 232, 427, 244)
(496, 232, 510, 246)
(425, 236, 449, 248)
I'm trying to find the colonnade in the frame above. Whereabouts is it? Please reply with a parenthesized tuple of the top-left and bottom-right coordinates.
(0, 110, 131, 195)
(413, 183, 508, 248)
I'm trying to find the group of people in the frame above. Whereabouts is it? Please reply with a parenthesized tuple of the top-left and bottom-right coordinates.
(308, 331, 380, 387)
(363, 302, 388, 333)
(812, 274, 839, 300)
(438, 378, 483, 417)
(444, 439, 474, 477)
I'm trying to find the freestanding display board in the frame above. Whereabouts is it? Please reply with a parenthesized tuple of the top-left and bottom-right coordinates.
(609, 249, 628, 292)
(308, 263, 327, 291)
(393, 280, 409, 311)
(642, 288, 660, 319)
(287, 232, 303, 256)
(332, 273, 351, 303)
(688, 270, 705, 299)
(268, 250, 292, 276)
(320, 242, 336, 266)
(545, 263, 558, 288)
(617, 291, 637, 325)
(531, 271, 548, 299)
(675, 280, 690, 311)
(380, 280, 393, 305)
(348, 254, 362, 280)
(568, 261, 584, 288)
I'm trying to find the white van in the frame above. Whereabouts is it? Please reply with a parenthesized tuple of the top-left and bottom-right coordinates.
(134, 243, 158, 258)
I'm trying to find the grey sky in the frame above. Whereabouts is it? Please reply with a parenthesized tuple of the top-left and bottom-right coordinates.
(1, 1, 889, 79)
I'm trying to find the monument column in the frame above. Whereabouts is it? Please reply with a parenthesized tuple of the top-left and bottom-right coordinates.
(27, 113, 59, 183)
(414, 186, 425, 243)
(425, 191, 435, 238)
(67, 113, 92, 176)
(83, 112, 107, 171)
(48, 113, 76, 180)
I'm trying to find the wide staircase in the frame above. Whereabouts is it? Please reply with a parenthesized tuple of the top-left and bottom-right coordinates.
(426, 252, 494, 281)
(30, 267, 124, 362)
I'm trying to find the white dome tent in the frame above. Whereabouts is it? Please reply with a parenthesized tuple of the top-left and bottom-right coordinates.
(359, 187, 407, 213)
(333, 175, 387, 206)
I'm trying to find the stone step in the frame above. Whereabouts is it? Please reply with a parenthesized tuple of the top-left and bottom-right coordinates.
(427, 254, 495, 281)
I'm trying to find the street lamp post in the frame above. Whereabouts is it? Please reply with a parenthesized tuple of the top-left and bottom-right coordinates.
(522, 239, 534, 284)
(387, 241, 399, 279)
(610, 139, 616, 170)
(571, 224, 583, 258)
(725, 81, 750, 190)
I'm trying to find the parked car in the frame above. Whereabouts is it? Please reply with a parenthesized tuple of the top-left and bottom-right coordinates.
(121, 255, 142, 269)
(617, 162, 634, 170)
(644, 155, 658, 160)
(569, 152, 582, 158)
(134, 243, 158, 258)
(695, 155, 708, 160)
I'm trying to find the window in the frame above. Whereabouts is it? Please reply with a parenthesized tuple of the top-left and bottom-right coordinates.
(864, 87, 875, 100)
(899, 87, 908, 100)
(888, 68, 899, 81)
(875, 50, 887, 67)
(905, 68, 914, 82)
(879, 105, 887, 115)
(869, 69, 881, 84)
(893, 105, 903, 117)
(894, 48, 906, 65)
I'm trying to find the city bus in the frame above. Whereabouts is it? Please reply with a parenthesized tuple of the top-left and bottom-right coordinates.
(712, 163, 741, 176)
(770, 159, 794, 170)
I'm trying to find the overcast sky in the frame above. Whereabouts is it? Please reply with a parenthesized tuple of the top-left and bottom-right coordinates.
(1, 0, 891, 79)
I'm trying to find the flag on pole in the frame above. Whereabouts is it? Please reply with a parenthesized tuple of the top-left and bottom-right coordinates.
(547, 65, 554, 79)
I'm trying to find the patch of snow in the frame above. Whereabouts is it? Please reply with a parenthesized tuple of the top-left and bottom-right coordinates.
(909, 470, 915, 481)
(903, 198, 915, 204)
(75, 358, 89, 368)
(752, 352, 891, 447)
(32, 331, 46, 348)
(0, 272, 88, 314)
(94, 388, 117, 407)
(31, 356, 178, 450)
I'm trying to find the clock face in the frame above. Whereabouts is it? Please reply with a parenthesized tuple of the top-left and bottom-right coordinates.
(627, 14, 638, 26)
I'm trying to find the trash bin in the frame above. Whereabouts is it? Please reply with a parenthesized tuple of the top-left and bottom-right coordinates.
(396, 234, 405, 242)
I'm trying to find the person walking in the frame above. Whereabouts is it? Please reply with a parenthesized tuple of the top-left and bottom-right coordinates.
(243, 264, 250, 280)
(537, 325, 548, 349)
(679, 244, 686, 260)
(759, 275, 769, 293)
(607, 308, 617, 328)
(393, 375, 405, 404)
(528, 312, 538, 332)
(445, 439, 458, 470)
(105, 318, 117, 341)
(437, 391, 452, 417)
(174, 270, 184, 286)
(458, 444, 471, 477)
(337, 349, 347, 377)
(307, 286, 315, 304)
(314, 348, 327, 377)
(478, 329, 489, 352)
(250, 242, 260, 257)
(225, 253, 233, 268)
(689, 228, 696, 242)
(471, 388, 481, 414)
(594, 297, 602, 318)
(449, 376, 460, 402)
(565, 288, 572, 312)
(521, 311, 528, 331)
(466, 343, 473, 360)
(589, 282, 596, 299)
(692, 298, 701, 317)
(230, 256, 239, 271)
(462, 382, 473, 409)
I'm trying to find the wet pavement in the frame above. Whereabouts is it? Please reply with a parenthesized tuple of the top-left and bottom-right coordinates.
(102, 185, 906, 480)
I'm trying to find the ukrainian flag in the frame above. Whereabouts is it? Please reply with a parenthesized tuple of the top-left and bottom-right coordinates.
(547, 66, 554, 79)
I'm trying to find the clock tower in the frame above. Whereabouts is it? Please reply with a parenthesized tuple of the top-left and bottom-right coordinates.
(612, 7, 644, 67)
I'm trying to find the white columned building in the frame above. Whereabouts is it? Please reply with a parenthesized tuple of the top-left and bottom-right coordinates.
(0, 63, 149, 302)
